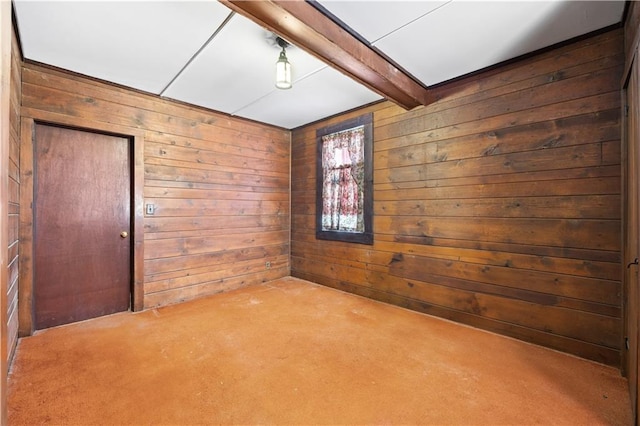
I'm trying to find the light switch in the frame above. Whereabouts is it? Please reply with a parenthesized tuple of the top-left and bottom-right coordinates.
(145, 204, 155, 215)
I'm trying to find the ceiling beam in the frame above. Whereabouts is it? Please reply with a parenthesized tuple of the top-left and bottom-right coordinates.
(220, 0, 434, 110)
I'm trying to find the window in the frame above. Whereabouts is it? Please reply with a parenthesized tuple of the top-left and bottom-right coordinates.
(316, 113, 373, 244)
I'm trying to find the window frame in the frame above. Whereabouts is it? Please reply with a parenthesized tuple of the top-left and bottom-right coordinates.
(315, 113, 373, 245)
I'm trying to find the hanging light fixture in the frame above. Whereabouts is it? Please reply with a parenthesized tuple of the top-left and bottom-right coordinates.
(275, 37, 292, 90)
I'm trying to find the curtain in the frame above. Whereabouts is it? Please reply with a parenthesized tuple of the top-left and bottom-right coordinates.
(321, 125, 365, 232)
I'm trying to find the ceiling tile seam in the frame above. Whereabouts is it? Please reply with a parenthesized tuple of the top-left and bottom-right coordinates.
(370, 0, 454, 45)
(228, 64, 330, 117)
(159, 10, 236, 97)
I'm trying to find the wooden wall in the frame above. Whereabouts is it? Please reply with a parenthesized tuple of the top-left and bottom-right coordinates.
(623, 1, 640, 419)
(1, 2, 11, 423)
(291, 29, 624, 366)
(19, 61, 290, 314)
(7, 19, 21, 360)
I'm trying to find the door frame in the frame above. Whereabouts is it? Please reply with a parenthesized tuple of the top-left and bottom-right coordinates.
(622, 50, 640, 423)
(19, 116, 144, 336)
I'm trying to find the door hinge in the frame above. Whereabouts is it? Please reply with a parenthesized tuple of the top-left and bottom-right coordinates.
(625, 105, 629, 117)
(626, 337, 630, 350)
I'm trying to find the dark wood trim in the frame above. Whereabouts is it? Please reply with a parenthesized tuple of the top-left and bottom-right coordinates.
(621, 81, 630, 378)
(220, 0, 433, 110)
(18, 115, 145, 336)
(315, 113, 373, 245)
(9, 5, 23, 61)
(624, 2, 640, 87)
(132, 132, 144, 311)
(18, 118, 34, 336)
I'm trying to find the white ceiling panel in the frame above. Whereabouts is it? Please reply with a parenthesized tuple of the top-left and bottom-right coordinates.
(372, 0, 625, 86)
(12, 0, 627, 129)
(317, 0, 450, 43)
(14, 0, 232, 94)
(234, 66, 382, 129)
(163, 13, 329, 116)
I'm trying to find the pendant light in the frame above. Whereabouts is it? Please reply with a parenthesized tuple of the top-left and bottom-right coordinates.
(275, 37, 292, 90)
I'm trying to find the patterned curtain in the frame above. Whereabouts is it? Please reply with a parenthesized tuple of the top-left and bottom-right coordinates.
(321, 125, 365, 232)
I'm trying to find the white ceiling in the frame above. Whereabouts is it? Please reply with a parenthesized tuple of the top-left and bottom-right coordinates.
(13, 0, 626, 129)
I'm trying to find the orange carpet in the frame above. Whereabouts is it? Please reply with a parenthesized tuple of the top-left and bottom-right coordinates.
(8, 277, 632, 425)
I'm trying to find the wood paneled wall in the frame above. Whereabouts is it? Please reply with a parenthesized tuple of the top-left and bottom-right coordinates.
(1, 2, 11, 423)
(19, 61, 290, 312)
(291, 29, 624, 366)
(623, 2, 640, 419)
(7, 20, 21, 361)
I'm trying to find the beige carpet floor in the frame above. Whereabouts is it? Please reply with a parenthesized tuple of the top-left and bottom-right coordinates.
(7, 277, 632, 425)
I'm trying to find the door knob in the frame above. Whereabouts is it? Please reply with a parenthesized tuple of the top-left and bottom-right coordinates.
(120, 231, 128, 238)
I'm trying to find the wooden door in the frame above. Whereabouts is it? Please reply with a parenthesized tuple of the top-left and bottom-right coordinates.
(34, 124, 131, 329)
(625, 56, 640, 423)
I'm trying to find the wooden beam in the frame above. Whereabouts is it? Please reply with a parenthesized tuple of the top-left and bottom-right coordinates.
(221, 0, 434, 110)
